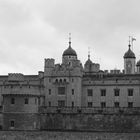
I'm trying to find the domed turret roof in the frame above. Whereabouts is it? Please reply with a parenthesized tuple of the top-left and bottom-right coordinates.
(63, 42, 77, 56)
(85, 54, 92, 65)
(136, 60, 140, 66)
(124, 44, 136, 58)
(85, 59, 92, 65)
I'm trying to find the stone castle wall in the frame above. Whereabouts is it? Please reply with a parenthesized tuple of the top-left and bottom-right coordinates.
(40, 112, 140, 132)
(3, 113, 40, 130)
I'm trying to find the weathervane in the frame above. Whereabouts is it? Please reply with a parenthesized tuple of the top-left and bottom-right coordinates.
(131, 36, 136, 49)
(128, 36, 136, 50)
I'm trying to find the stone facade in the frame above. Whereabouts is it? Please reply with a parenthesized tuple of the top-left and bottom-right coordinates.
(2, 73, 44, 130)
(1, 39, 140, 131)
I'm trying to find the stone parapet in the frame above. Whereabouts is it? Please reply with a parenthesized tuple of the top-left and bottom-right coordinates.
(39, 106, 140, 115)
(8, 73, 24, 82)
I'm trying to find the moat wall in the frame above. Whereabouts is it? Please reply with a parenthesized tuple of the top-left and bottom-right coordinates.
(3, 113, 40, 130)
(40, 113, 140, 132)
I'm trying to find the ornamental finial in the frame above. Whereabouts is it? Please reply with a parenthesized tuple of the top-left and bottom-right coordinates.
(69, 33, 71, 48)
(88, 47, 90, 60)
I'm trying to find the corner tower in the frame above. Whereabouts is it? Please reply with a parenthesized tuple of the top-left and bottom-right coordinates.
(124, 43, 136, 74)
(2, 73, 44, 130)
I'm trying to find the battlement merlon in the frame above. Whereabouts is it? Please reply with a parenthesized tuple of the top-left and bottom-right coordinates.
(44, 58, 55, 68)
(8, 73, 24, 81)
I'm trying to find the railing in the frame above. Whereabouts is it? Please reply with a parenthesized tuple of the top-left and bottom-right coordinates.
(39, 106, 140, 115)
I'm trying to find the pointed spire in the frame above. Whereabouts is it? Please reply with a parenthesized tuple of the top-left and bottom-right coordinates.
(69, 33, 71, 48)
(88, 47, 90, 60)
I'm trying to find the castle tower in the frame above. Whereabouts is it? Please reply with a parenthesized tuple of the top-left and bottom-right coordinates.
(44, 35, 83, 108)
(124, 43, 136, 74)
(2, 73, 44, 130)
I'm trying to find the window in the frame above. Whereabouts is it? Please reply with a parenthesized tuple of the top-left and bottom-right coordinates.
(101, 89, 106, 96)
(72, 101, 74, 107)
(11, 98, 15, 104)
(49, 89, 51, 95)
(101, 102, 106, 108)
(128, 102, 133, 108)
(49, 79, 51, 83)
(49, 101, 51, 107)
(58, 87, 65, 95)
(87, 89, 93, 96)
(114, 89, 120, 96)
(72, 89, 74, 95)
(38, 98, 40, 105)
(58, 100, 65, 107)
(35, 98, 37, 105)
(88, 102, 93, 107)
(10, 120, 15, 127)
(72, 79, 74, 82)
(114, 102, 119, 107)
(128, 89, 133, 96)
(25, 98, 29, 104)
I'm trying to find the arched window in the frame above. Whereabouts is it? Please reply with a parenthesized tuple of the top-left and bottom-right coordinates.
(11, 98, 15, 104)
(35, 98, 37, 105)
(25, 98, 29, 104)
(10, 120, 15, 127)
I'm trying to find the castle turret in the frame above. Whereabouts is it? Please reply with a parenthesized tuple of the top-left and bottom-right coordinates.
(2, 73, 44, 130)
(62, 34, 77, 65)
(84, 51, 100, 73)
(44, 58, 55, 77)
(124, 43, 136, 74)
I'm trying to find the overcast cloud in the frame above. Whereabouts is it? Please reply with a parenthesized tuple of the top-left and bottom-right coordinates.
(0, 0, 140, 74)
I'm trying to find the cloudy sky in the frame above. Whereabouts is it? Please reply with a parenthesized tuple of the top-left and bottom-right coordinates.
(0, 0, 140, 75)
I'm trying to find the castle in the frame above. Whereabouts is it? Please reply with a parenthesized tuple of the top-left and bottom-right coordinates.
(1, 36, 140, 131)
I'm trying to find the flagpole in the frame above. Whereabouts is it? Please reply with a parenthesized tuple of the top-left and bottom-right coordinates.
(131, 37, 136, 51)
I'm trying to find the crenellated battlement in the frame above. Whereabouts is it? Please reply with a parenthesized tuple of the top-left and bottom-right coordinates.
(8, 73, 24, 81)
(44, 58, 55, 68)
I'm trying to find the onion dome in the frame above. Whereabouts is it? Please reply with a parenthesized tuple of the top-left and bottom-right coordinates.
(136, 60, 140, 66)
(62, 35, 77, 56)
(124, 44, 135, 58)
(63, 46, 77, 56)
